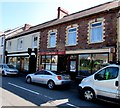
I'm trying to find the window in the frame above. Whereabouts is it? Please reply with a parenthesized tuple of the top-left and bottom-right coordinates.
(17, 38, 23, 50)
(1, 37, 4, 46)
(41, 55, 58, 71)
(90, 22, 103, 43)
(48, 32, 56, 48)
(95, 67, 119, 80)
(32, 36, 38, 48)
(67, 28, 77, 45)
(8, 41, 12, 50)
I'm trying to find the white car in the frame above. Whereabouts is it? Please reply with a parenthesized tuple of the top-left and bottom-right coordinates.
(0, 64, 19, 76)
(26, 70, 72, 89)
(78, 64, 120, 104)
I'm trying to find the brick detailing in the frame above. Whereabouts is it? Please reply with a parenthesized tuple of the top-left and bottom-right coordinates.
(87, 17, 105, 44)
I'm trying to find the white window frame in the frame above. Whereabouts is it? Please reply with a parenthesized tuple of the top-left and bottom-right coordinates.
(32, 35, 38, 48)
(66, 27, 77, 46)
(48, 31, 56, 48)
(17, 38, 23, 50)
(90, 21, 103, 43)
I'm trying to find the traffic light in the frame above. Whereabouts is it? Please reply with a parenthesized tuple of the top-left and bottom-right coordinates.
(28, 48, 32, 55)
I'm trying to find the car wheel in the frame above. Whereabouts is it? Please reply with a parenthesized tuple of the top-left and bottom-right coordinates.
(83, 89, 95, 101)
(26, 77, 32, 83)
(47, 80, 55, 89)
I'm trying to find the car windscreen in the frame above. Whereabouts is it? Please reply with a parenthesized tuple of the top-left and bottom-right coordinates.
(7, 65, 15, 69)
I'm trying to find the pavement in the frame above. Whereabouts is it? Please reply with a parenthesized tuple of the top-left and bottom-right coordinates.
(0, 87, 36, 107)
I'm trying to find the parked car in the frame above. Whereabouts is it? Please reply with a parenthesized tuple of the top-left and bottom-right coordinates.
(26, 70, 72, 89)
(78, 64, 120, 104)
(0, 64, 19, 76)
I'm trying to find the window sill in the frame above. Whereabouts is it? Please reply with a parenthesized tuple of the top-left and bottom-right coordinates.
(47, 46, 56, 49)
(88, 41, 103, 44)
(65, 44, 77, 47)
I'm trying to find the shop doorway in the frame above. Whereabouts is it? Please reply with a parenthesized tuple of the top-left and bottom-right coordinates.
(29, 55, 36, 73)
(57, 55, 67, 72)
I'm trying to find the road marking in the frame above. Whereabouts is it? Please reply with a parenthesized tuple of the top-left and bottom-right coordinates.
(44, 95, 53, 100)
(66, 103, 80, 108)
(8, 82, 40, 95)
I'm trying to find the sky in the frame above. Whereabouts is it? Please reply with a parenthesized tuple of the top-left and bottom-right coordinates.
(0, 0, 113, 31)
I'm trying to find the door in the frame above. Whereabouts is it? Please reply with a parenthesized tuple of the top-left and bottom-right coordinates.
(94, 66, 119, 99)
(32, 71, 44, 83)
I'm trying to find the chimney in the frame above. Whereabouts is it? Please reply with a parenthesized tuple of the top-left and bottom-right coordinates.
(23, 24, 31, 31)
(57, 7, 69, 19)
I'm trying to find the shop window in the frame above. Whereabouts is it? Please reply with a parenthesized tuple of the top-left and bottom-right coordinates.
(78, 54, 91, 75)
(41, 55, 58, 71)
(90, 22, 103, 43)
(78, 53, 109, 75)
(66, 28, 77, 46)
(92, 54, 108, 72)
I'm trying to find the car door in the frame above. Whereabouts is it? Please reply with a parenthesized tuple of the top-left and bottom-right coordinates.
(94, 66, 119, 99)
(32, 71, 44, 84)
(41, 71, 52, 84)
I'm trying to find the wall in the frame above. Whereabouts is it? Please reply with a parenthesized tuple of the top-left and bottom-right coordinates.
(6, 32, 39, 53)
(39, 9, 118, 58)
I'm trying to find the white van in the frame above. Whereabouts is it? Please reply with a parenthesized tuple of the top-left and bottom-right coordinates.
(78, 64, 120, 104)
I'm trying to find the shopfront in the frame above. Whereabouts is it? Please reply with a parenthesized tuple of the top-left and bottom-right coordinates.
(39, 50, 110, 80)
(7, 56, 29, 72)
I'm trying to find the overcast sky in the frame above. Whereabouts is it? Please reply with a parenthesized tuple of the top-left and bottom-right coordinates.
(0, 0, 113, 31)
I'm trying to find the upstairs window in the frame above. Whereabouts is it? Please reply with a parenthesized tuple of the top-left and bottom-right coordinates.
(66, 28, 77, 46)
(17, 38, 23, 50)
(1, 37, 4, 46)
(8, 41, 12, 50)
(48, 32, 56, 48)
(90, 22, 103, 43)
(32, 36, 38, 48)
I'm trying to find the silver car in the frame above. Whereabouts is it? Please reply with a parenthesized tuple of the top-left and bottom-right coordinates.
(26, 70, 72, 89)
(0, 64, 19, 76)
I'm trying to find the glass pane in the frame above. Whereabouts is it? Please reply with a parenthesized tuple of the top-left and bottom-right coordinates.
(92, 54, 108, 73)
(51, 55, 58, 64)
(90, 27, 102, 43)
(42, 56, 46, 64)
(51, 64, 57, 71)
(46, 56, 51, 64)
(78, 54, 91, 75)
(69, 28, 76, 32)
(50, 34, 56, 47)
(91, 22, 102, 27)
(68, 32, 76, 45)
(46, 64, 51, 70)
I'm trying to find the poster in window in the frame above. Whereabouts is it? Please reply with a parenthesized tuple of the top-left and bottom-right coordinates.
(70, 61, 76, 72)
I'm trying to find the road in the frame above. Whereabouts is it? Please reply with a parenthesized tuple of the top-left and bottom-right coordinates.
(1, 74, 120, 107)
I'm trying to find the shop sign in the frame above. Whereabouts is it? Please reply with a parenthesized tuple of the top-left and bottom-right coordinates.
(39, 51, 65, 55)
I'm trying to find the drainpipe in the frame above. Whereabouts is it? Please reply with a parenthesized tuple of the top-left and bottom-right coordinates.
(117, 9, 120, 62)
